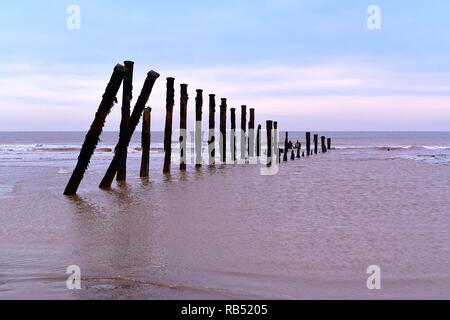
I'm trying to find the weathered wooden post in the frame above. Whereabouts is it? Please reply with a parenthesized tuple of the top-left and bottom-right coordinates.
(64, 64, 125, 196)
(266, 121, 273, 166)
(321, 136, 327, 153)
(117, 60, 134, 182)
(314, 134, 319, 155)
(220, 98, 227, 164)
(99, 70, 160, 189)
(256, 124, 261, 158)
(230, 108, 236, 162)
(248, 108, 255, 160)
(291, 149, 295, 160)
(283, 131, 289, 162)
(208, 94, 216, 166)
(240, 105, 247, 161)
(163, 77, 175, 174)
(179, 84, 189, 171)
(306, 132, 311, 156)
(296, 142, 301, 158)
(195, 89, 203, 168)
(140, 107, 151, 178)
(327, 138, 331, 150)
(273, 122, 279, 164)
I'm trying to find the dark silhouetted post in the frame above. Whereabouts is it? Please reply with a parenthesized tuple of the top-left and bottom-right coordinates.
(327, 138, 331, 150)
(296, 142, 301, 158)
(256, 124, 261, 158)
(291, 149, 295, 160)
(220, 98, 227, 164)
(208, 94, 216, 166)
(179, 84, 188, 171)
(117, 60, 134, 182)
(248, 108, 255, 160)
(283, 132, 289, 162)
(241, 105, 247, 161)
(99, 70, 160, 189)
(230, 108, 236, 162)
(314, 134, 319, 155)
(306, 132, 311, 156)
(266, 121, 273, 166)
(163, 77, 175, 174)
(140, 107, 151, 178)
(321, 136, 327, 153)
(64, 64, 125, 196)
(195, 89, 203, 168)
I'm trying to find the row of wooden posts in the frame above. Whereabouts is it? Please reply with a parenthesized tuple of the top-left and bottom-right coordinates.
(63, 62, 332, 195)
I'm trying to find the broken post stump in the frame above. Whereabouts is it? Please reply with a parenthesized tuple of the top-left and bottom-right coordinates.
(179, 84, 189, 171)
(314, 134, 319, 155)
(306, 132, 311, 156)
(64, 64, 126, 196)
(321, 136, 327, 153)
(220, 98, 227, 164)
(117, 60, 134, 182)
(99, 70, 160, 189)
(163, 77, 175, 174)
(291, 149, 295, 160)
(195, 89, 203, 168)
(283, 132, 289, 162)
(208, 94, 216, 166)
(296, 142, 301, 158)
(327, 138, 331, 150)
(139, 107, 151, 178)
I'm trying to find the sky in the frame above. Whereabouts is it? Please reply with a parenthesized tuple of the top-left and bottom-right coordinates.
(1, 0, 450, 131)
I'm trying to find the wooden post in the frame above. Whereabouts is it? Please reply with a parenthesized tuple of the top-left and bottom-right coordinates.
(327, 138, 331, 150)
(306, 132, 311, 156)
(179, 84, 188, 171)
(314, 134, 319, 155)
(296, 141, 301, 158)
(64, 64, 125, 195)
(163, 77, 175, 174)
(208, 94, 216, 166)
(117, 60, 134, 182)
(99, 70, 160, 189)
(283, 132, 289, 162)
(139, 107, 151, 178)
(256, 124, 261, 158)
(220, 98, 227, 164)
(195, 89, 203, 168)
(321, 136, 327, 153)
(240, 105, 247, 161)
(248, 108, 255, 160)
(266, 121, 273, 166)
(230, 108, 236, 162)
(291, 149, 295, 160)
(273, 122, 279, 164)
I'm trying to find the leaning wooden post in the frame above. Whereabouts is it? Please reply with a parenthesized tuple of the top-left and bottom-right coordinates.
(283, 131, 289, 162)
(273, 121, 279, 164)
(208, 94, 216, 166)
(99, 70, 160, 189)
(179, 84, 189, 171)
(327, 138, 331, 150)
(256, 124, 261, 158)
(314, 134, 319, 155)
(163, 77, 175, 174)
(321, 136, 327, 153)
(139, 107, 151, 178)
(230, 108, 236, 162)
(117, 61, 134, 182)
(306, 132, 311, 156)
(195, 89, 203, 168)
(248, 108, 255, 160)
(240, 105, 247, 162)
(266, 121, 273, 166)
(219, 98, 227, 164)
(64, 64, 125, 196)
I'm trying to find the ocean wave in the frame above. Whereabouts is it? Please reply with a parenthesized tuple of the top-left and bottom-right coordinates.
(336, 145, 450, 151)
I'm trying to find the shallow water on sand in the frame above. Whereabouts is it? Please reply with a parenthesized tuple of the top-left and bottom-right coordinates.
(1, 132, 450, 299)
